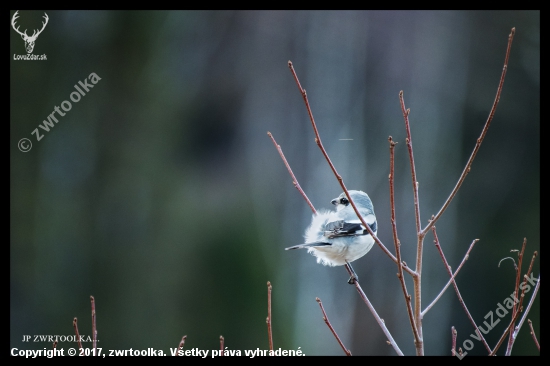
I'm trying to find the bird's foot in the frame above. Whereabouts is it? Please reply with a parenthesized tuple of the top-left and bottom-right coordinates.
(347, 274, 358, 285)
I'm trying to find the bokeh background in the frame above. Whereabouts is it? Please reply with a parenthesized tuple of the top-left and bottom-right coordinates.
(11, 10, 539, 356)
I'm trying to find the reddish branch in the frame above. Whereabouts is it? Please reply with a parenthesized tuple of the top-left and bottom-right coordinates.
(398, 92, 424, 353)
(268, 132, 316, 214)
(505, 239, 528, 355)
(528, 319, 540, 352)
(287, 61, 415, 278)
(389, 136, 421, 352)
(421, 27, 515, 237)
(506, 246, 538, 356)
(91, 296, 97, 355)
(177, 335, 187, 356)
(431, 227, 491, 353)
(73, 317, 83, 350)
(220, 336, 224, 355)
(268, 131, 403, 355)
(316, 297, 352, 356)
(508, 274, 540, 355)
(266, 281, 274, 351)
(451, 326, 457, 356)
(422, 235, 479, 316)
(489, 305, 523, 356)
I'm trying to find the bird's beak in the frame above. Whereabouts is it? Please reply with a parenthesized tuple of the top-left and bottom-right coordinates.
(331, 199, 338, 205)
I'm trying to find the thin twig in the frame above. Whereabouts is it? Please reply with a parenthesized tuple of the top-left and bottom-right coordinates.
(266, 281, 274, 351)
(516, 252, 538, 319)
(287, 61, 416, 278)
(422, 27, 515, 236)
(220, 336, 224, 356)
(398, 93, 421, 238)
(388, 136, 421, 353)
(91, 296, 97, 355)
(505, 238, 527, 355)
(489, 305, 523, 356)
(73, 317, 83, 350)
(316, 297, 352, 356)
(398, 93, 424, 353)
(431, 227, 491, 353)
(53, 340, 57, 349)
(528, 319, 540, 352)
(177, 335, 187, 356)
(509, 275, 540, 355)
(343, 265, 404, 356)
(422, 237, 479, 316)
(268, 132, 316, 214)
(451, 326, 457, 356)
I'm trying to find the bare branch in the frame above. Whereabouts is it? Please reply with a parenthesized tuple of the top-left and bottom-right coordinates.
(268, 125, 402, 355)
(343, 265, 404, 355)
(508, 275, 540, 355)
(287, 60, 416, 278)
(220, 335, 224, 355)
(528, 319, 540, 352)
(422, 27, 516, 236)
(431, 227, 491, 353)
(73, 317, 83, 350)
(388, 136, 421, 353)
(451, 326, 457, 356)
(398, 93, 422, 237)
(266, 281, 274, 351)
(422, 238, 479, 316)
(316, 297, 352, 356)
(177, 335, 187, 356)
(91, 296, 97, 355)
(268, 132, 316, 214)
(489, 305, 523, 356)
(505, 238, 527, 354)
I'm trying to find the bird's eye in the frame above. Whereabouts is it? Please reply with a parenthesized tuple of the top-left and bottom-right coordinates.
(341, 198, 349, 205)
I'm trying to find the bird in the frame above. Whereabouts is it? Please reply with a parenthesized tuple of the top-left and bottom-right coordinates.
(285, 190, 377, 284)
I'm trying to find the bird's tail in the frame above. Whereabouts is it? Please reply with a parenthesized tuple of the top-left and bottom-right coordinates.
(285, 242, 331, 250)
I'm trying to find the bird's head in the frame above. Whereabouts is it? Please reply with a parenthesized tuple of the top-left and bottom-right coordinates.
(331, 190, 374, 214)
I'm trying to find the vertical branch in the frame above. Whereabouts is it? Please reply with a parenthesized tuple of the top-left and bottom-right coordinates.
(53, 339, 58, 349)
(177, 335, 187, 356)
(316, 298, 352, 356)
(287, 61, 415, 278)
(398, 94, 421, 237)
(528, 320, 540, 352)
(489, 306, 523, 356)
(268, 132, 316, 214)
(266, 281, 274, 351)
(505, 238, 527, 354)
(73, 317, 83, 350)
(508, 275, 540, 355)
(90, 296, 97, 355)
(220, 336, 224, 356)
(388, 136, 421, 354)
(451, 326, 457, 356)
(422, 27, 515, 236)
(399, 92, 424, 350)
(431, 227, 492, 353)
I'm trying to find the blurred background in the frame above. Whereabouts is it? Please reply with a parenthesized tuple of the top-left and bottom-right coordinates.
(11, 10, 539, 356)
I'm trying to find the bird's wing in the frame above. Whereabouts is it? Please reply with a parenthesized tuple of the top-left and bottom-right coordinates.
(324, 219, 377, 238)
(285, 242, 331, 250)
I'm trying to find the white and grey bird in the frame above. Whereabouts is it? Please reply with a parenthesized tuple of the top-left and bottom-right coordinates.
(285, 190, 377, 284)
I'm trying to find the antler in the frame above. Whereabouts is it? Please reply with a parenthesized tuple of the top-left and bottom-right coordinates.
(11, 10, 28, 38)
(31, 13, 49, 39)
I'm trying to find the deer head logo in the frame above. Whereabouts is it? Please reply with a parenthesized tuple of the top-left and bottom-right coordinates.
(11, 10, 49, 54)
